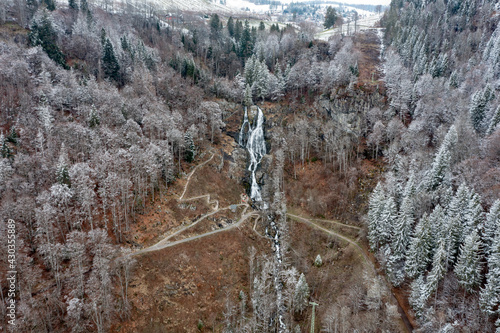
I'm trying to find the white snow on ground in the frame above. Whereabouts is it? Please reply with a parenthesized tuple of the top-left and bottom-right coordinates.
(225, 0, 271, 13)
(315, 13, 382, 41)
(153, 0, 231, 13)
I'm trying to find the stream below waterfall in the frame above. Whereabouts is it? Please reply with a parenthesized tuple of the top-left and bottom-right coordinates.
(239, 107, 287, 332)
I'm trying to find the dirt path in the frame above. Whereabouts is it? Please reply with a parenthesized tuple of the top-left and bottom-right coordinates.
(311, 218, 362, 231)
(288, 212, 413, 332)
(287, 213, 371, 267)
(133, 153, 257, 255)
(135, 209, 259, 253)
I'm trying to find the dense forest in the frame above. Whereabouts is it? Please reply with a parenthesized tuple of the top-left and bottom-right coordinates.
(369, 0, 500, 331)
(0, 0, 499, 332)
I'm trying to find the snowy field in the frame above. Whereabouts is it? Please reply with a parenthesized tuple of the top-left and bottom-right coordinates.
(153, 0, 230, 13)
(315, 13, 382, 41)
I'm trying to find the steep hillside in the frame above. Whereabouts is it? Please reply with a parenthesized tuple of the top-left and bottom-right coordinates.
(364, 0, 500, 331)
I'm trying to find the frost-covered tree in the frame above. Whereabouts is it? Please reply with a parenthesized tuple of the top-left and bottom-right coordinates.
(244, 84, 253, 107)
(367, 182, 386, 251)
(29, 10, 67, 68)
(487, 106, 500, 135)
(392, 194, 414, 258)
(455, 230, 482, 293)
(480, 230, 500, 315)
(0, 134, 11, 159)
(427, 240, 448, 299)
(446, 183, 470, 262)
(409, 275, 429, 317)
(293, 273, 310, 314)
(484, 200, 500, 255)
(56, 144, 71, 186)
(314, 254, 323, 267)
(428, 125, 457, 190)
(470, 85, 494, 133)
(406, 214, 433, 279)
(88, 105, 100, 128)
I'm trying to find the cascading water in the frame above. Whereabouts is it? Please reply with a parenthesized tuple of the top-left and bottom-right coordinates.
(239, 107, 267, 203)
(239, 107, 286, 332)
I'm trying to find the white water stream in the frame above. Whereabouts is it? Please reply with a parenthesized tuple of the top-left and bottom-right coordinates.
(239, 107, 267, 203)
(239, 107, 287, 332)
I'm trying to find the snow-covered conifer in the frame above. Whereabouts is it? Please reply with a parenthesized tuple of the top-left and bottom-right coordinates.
(293, 273, 310, 314)
(455, 230, 482, 293)
(406, 214, 433, 279)
(484, 200, 500, 255)
(428, 125, 457, 190)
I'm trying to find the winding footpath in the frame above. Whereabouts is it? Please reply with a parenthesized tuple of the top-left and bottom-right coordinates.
(287, 213, 371, 267)
(133, 153, 257, 255)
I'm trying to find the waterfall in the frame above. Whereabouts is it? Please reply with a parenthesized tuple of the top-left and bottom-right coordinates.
(239, 107, 266, 203)
(238, 108, 249, 147)
(239, 107, 286, 332)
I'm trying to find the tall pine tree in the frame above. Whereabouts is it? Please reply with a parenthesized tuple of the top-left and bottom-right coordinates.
(367, 183, 386, 251)
(455, 230, 482, 293)
(428, 125, 457, 190)
(29, 11, 67, 68)
(405, 214, 433, 279)
(484, 200, 500, 255)
(102, 38, 120, 82)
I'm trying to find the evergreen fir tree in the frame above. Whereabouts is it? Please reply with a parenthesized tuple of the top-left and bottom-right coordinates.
(88, 105, 100, 128)
(102, 38, 120, 82)
(244, 55, 257, 87)
(209, 14, 221, 40)
(385, 245, 405, 287)
(56, 145, 71, 186)
(380, 196, 397, 246)
(428, 125, 457, 190)
(429, 204, 447, 245)
(446, 183, 470, 262)
(392, 194, 414, 258)
(409, 275, 429, 317)
(29, 11, 67, 69)
(487, 105, 500, 135)
(427, 240, 448, 297)
(227, 16, 234, 37)
(405, 214, 433, 279)
(455, 230, 482, 293)
(184, 132, 195, 163)
(470, 85, 494, 133)
(234, 19, 242, 41)
(367, 183, 386, 251)
(100, 28, 107, 46)
(244, 84, 253, 107)
(484, 200, 500, 255)
(69, 0, 78, 10)
(6, 127, 18, 145)
(480, 230, 500, 315)
(464, 190, 484, 244)
(324, 6, 338, 29)
(43, 0, 56, 11)
(252, 60, 269, 102)
(80, 0, 89, 13)
(240, 21, 253, 59)
(0, 134, 12, 159)
(293, 273, 310, 314)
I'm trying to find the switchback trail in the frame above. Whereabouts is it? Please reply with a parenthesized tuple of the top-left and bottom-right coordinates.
(133, 152, 257, 255)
